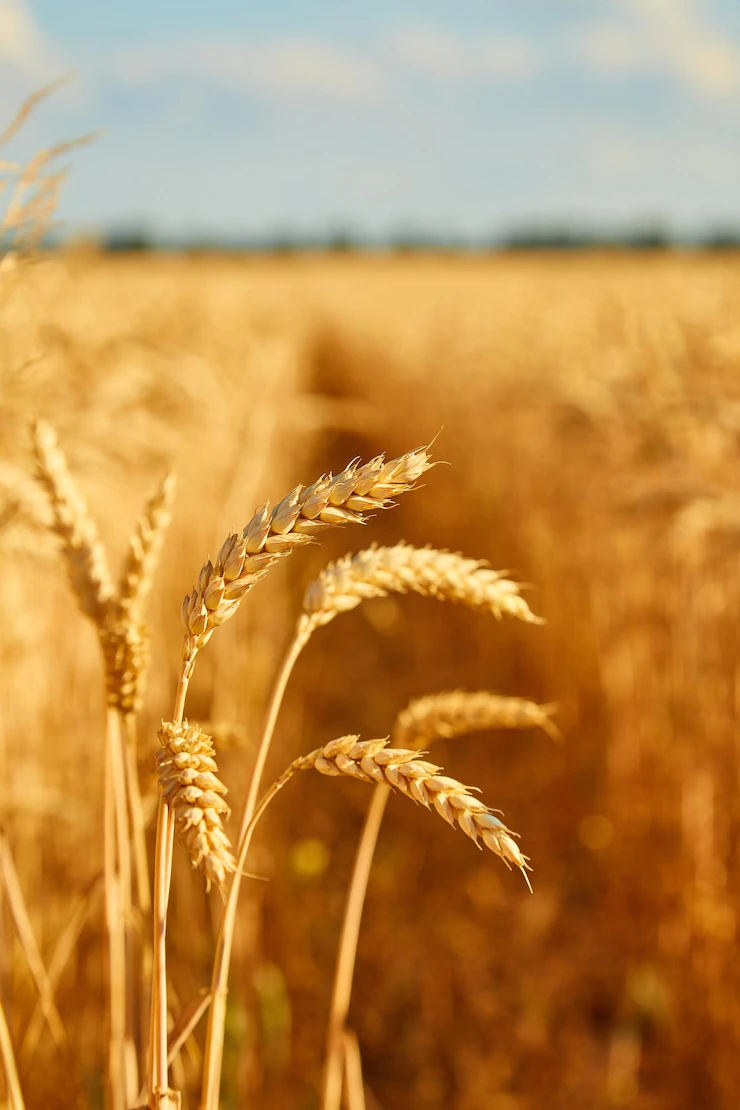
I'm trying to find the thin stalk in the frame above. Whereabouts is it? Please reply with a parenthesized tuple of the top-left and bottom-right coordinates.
(200, 623, 309, 1110)
(0, 995, 25, 1110)
(342, 1030, 367, 1110)
(147, 660, 193, 1107)
(122, 711, 151, 915)
(104, 712, 125, 1110)
(320, 786, 390, 1110)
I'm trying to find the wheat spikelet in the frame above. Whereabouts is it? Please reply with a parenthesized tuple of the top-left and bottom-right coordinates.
(283, 735, 532, 888)
(181, 446, 432, 657)
(300, 542, 543, 633)
(156, 722, 236, 893)
(117, 470, 177, 623)
(31, 420, 114, 624)
(394, 690, 560, 748)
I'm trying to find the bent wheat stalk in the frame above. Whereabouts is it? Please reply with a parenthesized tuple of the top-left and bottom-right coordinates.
(322, 692, 557, 1110)
(207, 732, 530, 1110)
(150, 445, 433, 1109)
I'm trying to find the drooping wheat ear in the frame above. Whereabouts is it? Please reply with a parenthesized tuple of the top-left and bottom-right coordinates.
(300, 543, 543, 634)
(31, 420, 114, 625)
(283, 735, 532, 888)
(181, 446, 433, 658)
(117, 470, 177, 624)
(156, 722, 236, 892)
(394, 690, 560, 748)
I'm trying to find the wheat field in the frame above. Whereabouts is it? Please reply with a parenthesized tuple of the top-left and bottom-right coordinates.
(2, 244, 740, 1109)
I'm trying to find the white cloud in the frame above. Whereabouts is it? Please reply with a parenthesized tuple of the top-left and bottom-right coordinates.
(388, 25, 538, 80)
(0, 0, 59, 77)
(116, 37, 382, 104)
(575, 0, 740, 98)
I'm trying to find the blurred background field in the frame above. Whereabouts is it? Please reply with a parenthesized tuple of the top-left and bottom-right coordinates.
(3, 248, 740, 1107)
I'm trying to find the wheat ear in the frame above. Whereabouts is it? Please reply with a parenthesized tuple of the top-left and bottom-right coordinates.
(321, 690, 556, 1110)
(182, 447, 432, 659)
(155, 722, 236, 893)
(118, 470, 177, 624)
(31, 420, 114, 624)
(395, 690, 560, 747)
(301, 542, 543, 634)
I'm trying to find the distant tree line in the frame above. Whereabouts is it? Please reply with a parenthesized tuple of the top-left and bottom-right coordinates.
(50, 222, 740, 255)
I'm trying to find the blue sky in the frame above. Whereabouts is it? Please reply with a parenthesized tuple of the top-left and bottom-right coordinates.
(2, 0, 740, 239)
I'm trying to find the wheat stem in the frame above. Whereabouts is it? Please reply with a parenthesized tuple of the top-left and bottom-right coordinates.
(104, 711, 126, 1110)
(321, 785, 389, 1110)
(148, 663, 191, 1107)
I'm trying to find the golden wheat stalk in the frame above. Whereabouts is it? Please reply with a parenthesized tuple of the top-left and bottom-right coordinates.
(301, 542, 544, 633)
(32, 421, 175, 1108)
(162, 446, 433, 1110)
(206, 730, 531, 1110)
(321, 691, 556, 1110)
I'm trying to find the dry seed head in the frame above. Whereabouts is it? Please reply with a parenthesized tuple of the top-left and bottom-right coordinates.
(31, 420, 114, 625)
(156, 721, 236, 892)
(182, 446, 432, 657)
(117, 469, 177, 623)
(394, 690, 560, 749)
(300, 542, 543, 634)
(288, 735, 531, 889)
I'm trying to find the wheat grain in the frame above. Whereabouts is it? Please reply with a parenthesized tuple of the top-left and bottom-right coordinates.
(31, 420, 114, 625)
(156, 722, 236, 892)
(280, 735, 532, 887)
(300, 543, 543, 633)
(181, 447, 432, 657)
(394, 690, 560, 748)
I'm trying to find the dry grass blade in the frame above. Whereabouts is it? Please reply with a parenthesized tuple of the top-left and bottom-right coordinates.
(0, 829, 65, 1047)
(0, 995, 26, 1110)
(182, 446, 433, 658)
(301, 542, 543, 633)
(394, 690, 560, 748)
(0, 78, 71, 151)
(31, 420, 114, 624)
(156, 722, 236, 892)
(118, 470, 177, 623)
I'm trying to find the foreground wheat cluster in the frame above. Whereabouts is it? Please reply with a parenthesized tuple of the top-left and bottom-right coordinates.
(1, 415, 554, 1110)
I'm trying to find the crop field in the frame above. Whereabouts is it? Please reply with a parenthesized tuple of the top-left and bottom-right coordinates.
(2, 246, 740, 1110)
